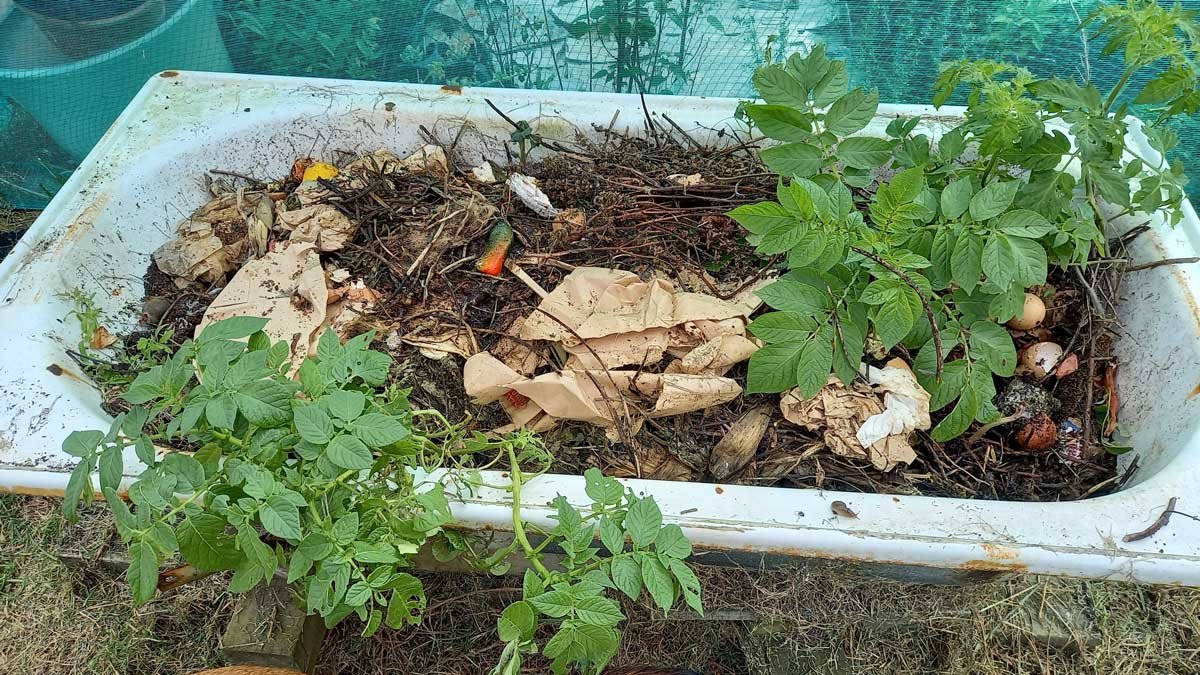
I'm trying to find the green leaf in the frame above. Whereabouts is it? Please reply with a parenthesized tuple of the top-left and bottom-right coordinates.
(1031, 78, 1102, 110)
(760, 142, 824, 177)
(748, 312, 816, 343)
(837, 136, 893, 169)
(350, 413, 410, 447)
(1008, 236, 1048, 286)
(746, 342, 804, 394)
(63, 461, 92, 521)
(294, 404, 335, 444)
(498, 601, 537, 641)
(345, 580, 372, 607)
(523, 569, 545, 599)
(161, 452, 205, 491)
(205, 394, 239, 430)
(924, 359, 968, 412)
(599, 517, 625, 556)
(931, 383, 979, 441)
(325, 389, 366, 421)
(134, 436, 156, 466)
(1135, 65, 1193, 105)
(611, 556, 643, 600)
(573, 595, 624, 627)
(969, 180, 1020, 221)
(199, 316, 270, 341)
(872, 287, 919, 350)
(623, 497, 663, 548)
(583, 467, 624, 505)
(98, 447, 123, 492)
(529, 590, 574, 618)
(669, 559, 703, 615)
(178, 514, 241, 571)
(812, 60, 849, 107)
(63, 430, 103, 458)
(299, 359, 327, 398)
(794, 335, 834, 398)
(1086, 161, 1131, 207)
(981, 233, 1017, 289)
(332, 512, 360, 545)
(128, 540, 159, 605)
(951, 234, 983, 294)
(994, 209, 1054, 238)
(888, 167, 926, 203)
(235, 380, 293, 427)
(753, 65, 808, 108)
(728, 201, 794, 235)
(968, 321, 1017, 377)
(759, 221, 810, 255)
(755, 279, 829, 314)
(940, 177, 974, 220)
(639, 554, 677, 612)
(260, 495, 302, 540)
(653, 524, 692, 559)
(743, 104, 814, 142)
(326, 434, 373, 470)
(824, 88, 879, 136)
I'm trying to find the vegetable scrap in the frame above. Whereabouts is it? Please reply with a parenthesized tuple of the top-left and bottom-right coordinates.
(476, 221, 513, 276)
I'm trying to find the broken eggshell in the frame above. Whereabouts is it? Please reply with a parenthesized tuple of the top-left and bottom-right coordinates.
(1014, 412, 1058, 451)
(1021, 341, 1065, 378)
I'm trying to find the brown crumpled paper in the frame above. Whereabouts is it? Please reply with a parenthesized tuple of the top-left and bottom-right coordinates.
(152, 192, 268, 284)
(276, 204, 357, 252)
(463, 267, 758, 435)
(780, 360, 930, 472)
(464, 352, 742, 435)
(196, 242, 327, 374)
(519, 267, 752, 369)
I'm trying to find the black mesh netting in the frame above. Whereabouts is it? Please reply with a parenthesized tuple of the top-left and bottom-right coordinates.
(0, 0, 1196, 208)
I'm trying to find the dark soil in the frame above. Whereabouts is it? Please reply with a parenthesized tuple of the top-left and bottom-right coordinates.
(128, 131, 1121, 502)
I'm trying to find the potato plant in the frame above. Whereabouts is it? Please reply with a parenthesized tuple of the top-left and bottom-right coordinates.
(61, 317, 702, 675)
(735, 1, 1197, 439)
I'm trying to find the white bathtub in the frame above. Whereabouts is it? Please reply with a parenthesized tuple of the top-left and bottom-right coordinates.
(2, 72, 1198, 585)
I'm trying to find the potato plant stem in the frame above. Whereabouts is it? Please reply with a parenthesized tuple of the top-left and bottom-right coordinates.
(507, 445, 552, 582)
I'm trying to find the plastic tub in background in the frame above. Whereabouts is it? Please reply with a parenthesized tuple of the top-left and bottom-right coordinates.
(1, 72, 1199, 586)
(0, 0, 230, 159)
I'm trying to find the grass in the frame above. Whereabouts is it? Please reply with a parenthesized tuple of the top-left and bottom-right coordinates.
(2, 494, 1198, 675)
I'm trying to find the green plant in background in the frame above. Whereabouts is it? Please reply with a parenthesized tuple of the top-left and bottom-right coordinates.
(556, 0, 713, 93)
(228, 0, 387, 79)
(62, 317, 702, 674)
(733, 1, 1197, 440)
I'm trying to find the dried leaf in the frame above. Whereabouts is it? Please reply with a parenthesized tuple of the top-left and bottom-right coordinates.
(709, 405, 774, 480)
(90, 326, 117, 350)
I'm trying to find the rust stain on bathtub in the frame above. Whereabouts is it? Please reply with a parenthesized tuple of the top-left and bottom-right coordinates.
(63, 193, 112, 245)
(960, 559, 1029, 573)
(980, 543, 1020, 560)
(46, 363, 89, 384)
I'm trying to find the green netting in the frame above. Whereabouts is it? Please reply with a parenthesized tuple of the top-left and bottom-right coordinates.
(0, 0, 1196, 208)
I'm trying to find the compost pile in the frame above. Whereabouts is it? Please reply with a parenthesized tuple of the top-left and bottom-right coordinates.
(133, 125, 1123, 502)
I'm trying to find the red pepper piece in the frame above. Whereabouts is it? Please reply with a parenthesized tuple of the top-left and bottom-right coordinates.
(476, 221, 513, 276)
